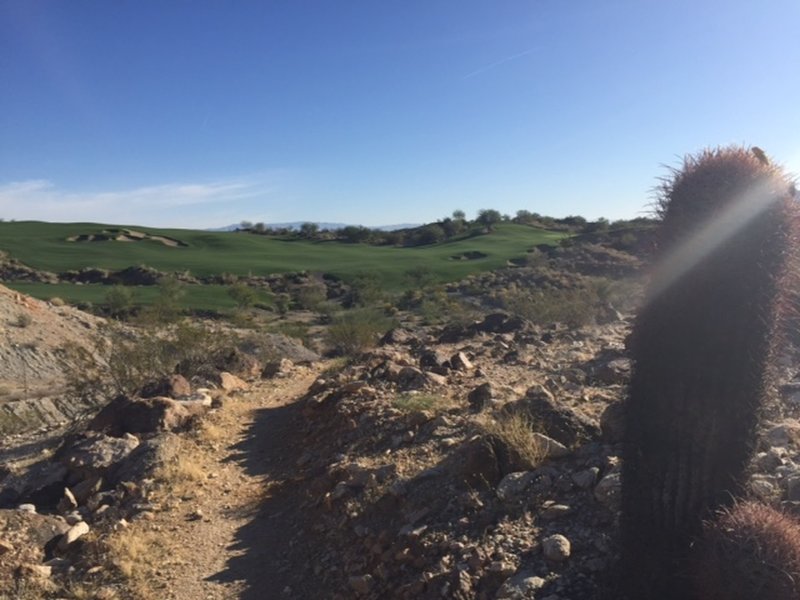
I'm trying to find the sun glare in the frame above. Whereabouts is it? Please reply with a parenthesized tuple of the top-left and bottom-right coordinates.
(646, 179, 781, 302)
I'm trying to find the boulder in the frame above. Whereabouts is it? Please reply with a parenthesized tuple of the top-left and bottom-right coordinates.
(381, 328, 419, 346)
(418, 348, 450, 371)
(57, 432, 140, 480)
(217, 372, 249, 392)
(600, 401, 626, 443)
(214, 348, 262, 379)
(450, 352, 474, 371)
(504, 385, 599, 446)
(0, 461, 68, 509)
(138, 374, 191, 399)
(0, 509, 69, 557)
(460, 437, 501, 488)
(473, 312, 528, 334)
(261, 358, 294, 379)
(467, 382, 495, 412)
(87, 395, 204, 436)
(542, 534, 571, 562)
(111, 434, 175, 485)
(593, 358, 631, 385)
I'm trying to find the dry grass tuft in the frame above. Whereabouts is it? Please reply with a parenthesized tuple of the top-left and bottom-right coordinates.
(105, 529, 167, 599)
(392, 392, 454, 414)
(480, 411, 546, 469)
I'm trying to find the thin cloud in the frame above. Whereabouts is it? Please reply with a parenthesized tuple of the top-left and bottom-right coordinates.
(0, 177, 278, 227)
(463, 47, 538, 79)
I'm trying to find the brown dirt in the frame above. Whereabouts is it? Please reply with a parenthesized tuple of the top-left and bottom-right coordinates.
(112, 364, 326, 600)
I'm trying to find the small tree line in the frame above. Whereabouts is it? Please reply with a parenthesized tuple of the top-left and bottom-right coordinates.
(238, 210, 654, 247)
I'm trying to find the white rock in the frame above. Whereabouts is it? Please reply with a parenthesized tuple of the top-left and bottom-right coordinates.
(58, 521, 90, 551)
(594, 472, 622, 511)
(496, 472, 535, 502)
(532, 433, 570, 458)
(542, 534, 571, 562)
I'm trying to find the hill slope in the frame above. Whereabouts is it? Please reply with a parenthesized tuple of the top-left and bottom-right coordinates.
(0, 221, 564, 291)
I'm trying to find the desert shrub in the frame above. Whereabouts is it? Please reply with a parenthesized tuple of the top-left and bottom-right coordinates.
(140, 276, 184, 324)
(500, 286, 597, 327)
(227, 282, 257, 310)
(60, 321, 236, 400)
(392, 393, 446, 412)
(325, 308, 394, 355)
(273, 293, 291, 316)
(343, 272, 385, 308)
(480, 411, 545, 469)
(293, 282, 327, 311)
(14, 312, 32, 328)
(105, 285, 134, 318)
(49, 296, 65, 307)
(268, 321, 312, 347)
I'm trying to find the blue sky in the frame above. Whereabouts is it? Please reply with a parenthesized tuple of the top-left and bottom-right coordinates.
(2, 1, 800, 228)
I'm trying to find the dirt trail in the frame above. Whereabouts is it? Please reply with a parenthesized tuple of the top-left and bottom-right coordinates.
(123, 364, 324, 600)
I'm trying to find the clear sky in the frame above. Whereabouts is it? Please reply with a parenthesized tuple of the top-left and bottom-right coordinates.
(2, 1, 800, 228)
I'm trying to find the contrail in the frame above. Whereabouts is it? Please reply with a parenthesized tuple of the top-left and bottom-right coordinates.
(463, 47, 537, 79)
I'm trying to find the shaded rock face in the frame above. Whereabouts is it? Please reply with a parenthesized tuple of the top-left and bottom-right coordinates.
(0, 509, 70, 566)
(56, 433, 140, 481)
(87, 395, 205, 436)
(504, 385, 600, 447)
(110, 434, 175, 485)
(0, 462, 68, 509)
(138, 374, 192, 399)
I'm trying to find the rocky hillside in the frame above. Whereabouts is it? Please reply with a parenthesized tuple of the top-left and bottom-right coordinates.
(0, 284, 105, 435)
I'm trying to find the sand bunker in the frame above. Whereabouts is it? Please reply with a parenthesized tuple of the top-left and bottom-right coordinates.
(66, 229, 187, 247)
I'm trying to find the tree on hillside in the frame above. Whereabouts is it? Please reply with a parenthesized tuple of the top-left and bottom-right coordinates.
(300, 222, 319, 238)
(339, 225, 372, 244)
(452, 209, 466, 221)
(476, 209, 502, 232)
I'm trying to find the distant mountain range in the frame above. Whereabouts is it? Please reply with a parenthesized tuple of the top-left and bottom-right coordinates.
(207, 222, 421, 232)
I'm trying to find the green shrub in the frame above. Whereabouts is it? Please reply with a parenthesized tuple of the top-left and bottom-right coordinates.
(500, 286, 597, 327)
(325, 308, 393, 355)
(227, 282, 257, 310)
(140, 276, 185, 324)
(293, 282, 327, 311)
(59, 321, 236, 400)
(392, 393, 447, 413)
(105, 285, 134, 318)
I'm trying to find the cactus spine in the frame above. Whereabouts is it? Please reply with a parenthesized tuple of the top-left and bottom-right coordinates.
(620, 146, 797, 599)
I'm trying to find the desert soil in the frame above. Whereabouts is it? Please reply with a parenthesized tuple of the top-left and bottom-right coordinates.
(120, 364, 325, 600)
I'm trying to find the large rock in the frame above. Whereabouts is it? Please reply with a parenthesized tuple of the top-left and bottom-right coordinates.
(57, 432, 140, 480)
(87, 395, 206, 436)
(217, 372, 249, 392)
(0, 461, 68, 509)
(473, 312, 528, 334)
(600, 401, 626, 443)
(504, 385, 599, 446)
(111, 434, 175, 485)
(0, 509, 69, 559)
(592, 358, 631, 385)
(138, 374, 191, 399)
(214, 348, 262, 379)
(460, 437, 501, 488)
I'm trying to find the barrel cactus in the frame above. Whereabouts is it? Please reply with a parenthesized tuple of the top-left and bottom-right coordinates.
(620, 146, 798, 599)
(692, 501, 800, 600)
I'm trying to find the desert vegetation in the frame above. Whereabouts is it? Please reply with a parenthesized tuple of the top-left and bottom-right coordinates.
(4, 153, 800, 599)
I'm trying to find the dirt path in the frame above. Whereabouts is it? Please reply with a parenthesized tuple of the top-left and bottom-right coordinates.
(116, 364, 324, 600)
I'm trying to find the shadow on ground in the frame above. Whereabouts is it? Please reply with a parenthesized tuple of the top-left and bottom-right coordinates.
(207, 398, 322, 600)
